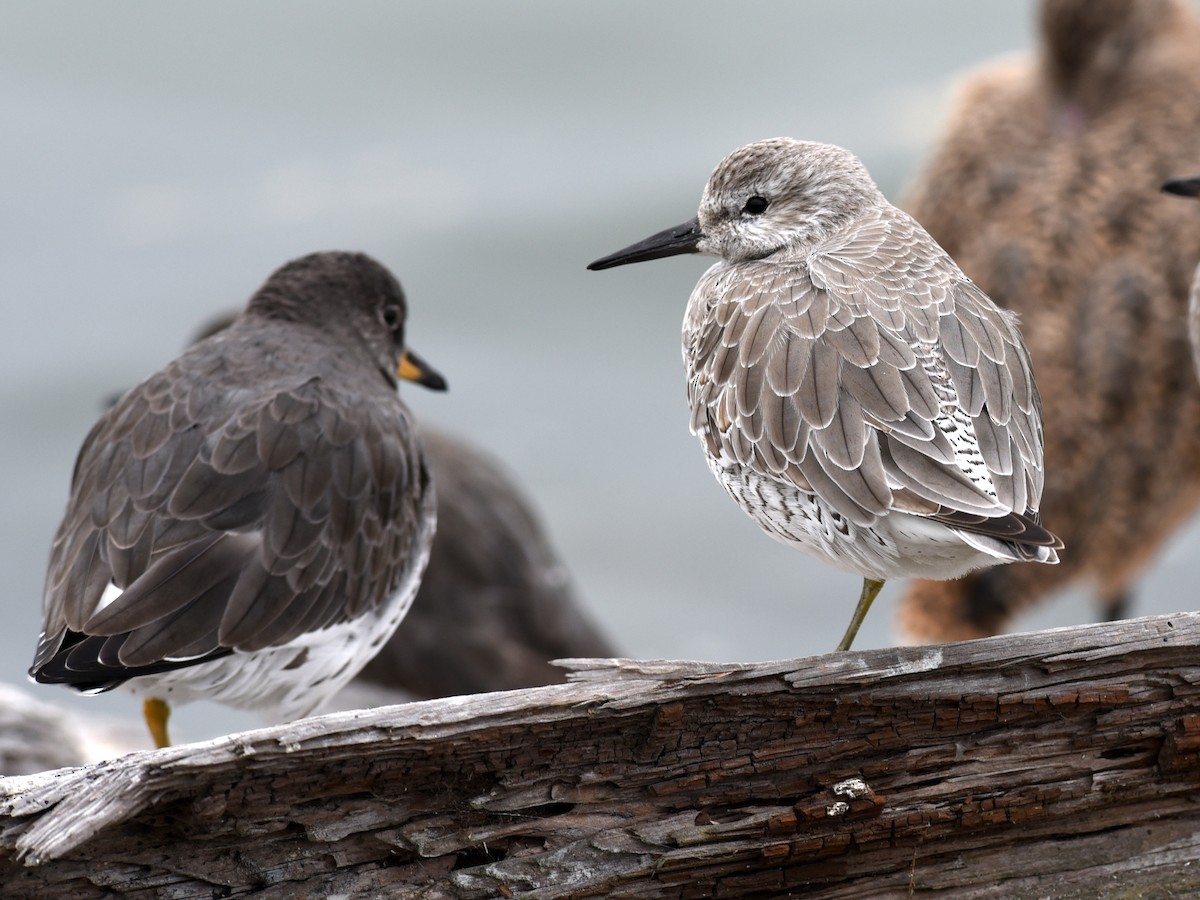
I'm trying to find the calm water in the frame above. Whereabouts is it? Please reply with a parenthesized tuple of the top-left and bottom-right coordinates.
(4, 0, 1196, 745)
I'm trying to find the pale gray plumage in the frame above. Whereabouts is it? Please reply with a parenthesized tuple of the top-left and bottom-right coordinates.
(589, 138, 1061, 650)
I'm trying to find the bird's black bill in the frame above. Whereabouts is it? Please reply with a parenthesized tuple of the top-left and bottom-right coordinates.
(398, 348, 448, 391)
(587, 218, 702, 270)
(1163, 176, 1200, 198)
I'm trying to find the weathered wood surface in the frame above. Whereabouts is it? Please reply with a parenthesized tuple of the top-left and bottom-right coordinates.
(3, 612, 1200, 898)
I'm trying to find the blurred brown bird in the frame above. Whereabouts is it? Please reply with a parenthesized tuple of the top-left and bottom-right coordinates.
(899, 0, 1200, 642)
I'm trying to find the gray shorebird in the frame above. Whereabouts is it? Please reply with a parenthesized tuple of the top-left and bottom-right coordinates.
(589, 138, 1062, 651)
(31, 251, 446, 747)
(900, 0, 1200, 643)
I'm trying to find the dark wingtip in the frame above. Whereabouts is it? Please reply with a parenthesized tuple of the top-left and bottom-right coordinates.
(30, 629, 234, 690)
(933, 508, 1064, 561)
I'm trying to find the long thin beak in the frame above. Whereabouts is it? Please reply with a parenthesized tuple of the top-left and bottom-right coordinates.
(398, 348, 447, 391)
(1163, 176, 1200, 198)
(587, 217, 702, 270)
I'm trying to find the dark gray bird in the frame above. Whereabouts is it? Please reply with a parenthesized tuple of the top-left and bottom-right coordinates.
(356, 426, 615, 699)
(590, 138, 1061, 651)
(31, 251, 446, 747)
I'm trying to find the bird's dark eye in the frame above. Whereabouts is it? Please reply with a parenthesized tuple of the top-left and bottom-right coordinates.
(743, 195, 769, 215)
(382, 305, 401, 332)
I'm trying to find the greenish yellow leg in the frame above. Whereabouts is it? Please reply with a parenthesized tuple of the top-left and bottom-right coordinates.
(836, 578, 885, 652)
(143, 697, 171, 748)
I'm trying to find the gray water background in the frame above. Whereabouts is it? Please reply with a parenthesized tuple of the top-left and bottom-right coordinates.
(4, 0, 1197, 745)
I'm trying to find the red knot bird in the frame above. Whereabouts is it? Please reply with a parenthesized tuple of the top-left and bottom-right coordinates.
(589, 138, 1062, 651)
(30, 251, 446, 747)
(900, 0, 1200, 642)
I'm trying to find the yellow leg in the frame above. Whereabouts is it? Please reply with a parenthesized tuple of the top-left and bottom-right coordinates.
(836, 578, 885, 652)
(143, 697, 171, 748)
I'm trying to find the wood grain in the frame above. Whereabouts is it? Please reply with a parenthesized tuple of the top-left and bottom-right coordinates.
(3, 612, 1199, 897)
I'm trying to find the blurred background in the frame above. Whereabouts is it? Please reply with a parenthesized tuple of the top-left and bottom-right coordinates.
(4, 0, 1198, 744)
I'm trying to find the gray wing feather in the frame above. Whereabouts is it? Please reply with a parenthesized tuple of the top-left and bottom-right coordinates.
(814, 390, 868, 470)
(836, 359, 908, 422)
(824, 313, 881, 367)
(795, 340, 840, 428)
(764, 333, 809, 395)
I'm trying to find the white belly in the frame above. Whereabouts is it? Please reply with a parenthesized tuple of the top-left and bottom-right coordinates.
(105, 516, 434, 722)
(711, 458, 1004, 583)
(113, 583, 417, 720)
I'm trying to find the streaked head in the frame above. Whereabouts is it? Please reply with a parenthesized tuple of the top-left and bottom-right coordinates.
(587, 138, 883, 271)
(696, 138, 882, 261)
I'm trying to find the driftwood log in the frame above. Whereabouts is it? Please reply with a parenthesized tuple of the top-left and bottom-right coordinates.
(2, 612, 1200, 897)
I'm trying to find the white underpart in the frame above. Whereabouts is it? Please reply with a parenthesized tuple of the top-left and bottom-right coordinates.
(95, 581, 123, 613)
(109, 511, 436, 722)
(708, 459, 1006, 581)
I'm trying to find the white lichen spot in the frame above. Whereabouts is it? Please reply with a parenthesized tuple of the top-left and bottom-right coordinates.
(881, 647, 944, 678)
(833, 777, 870, 799)
(826, 801, 850, 817)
